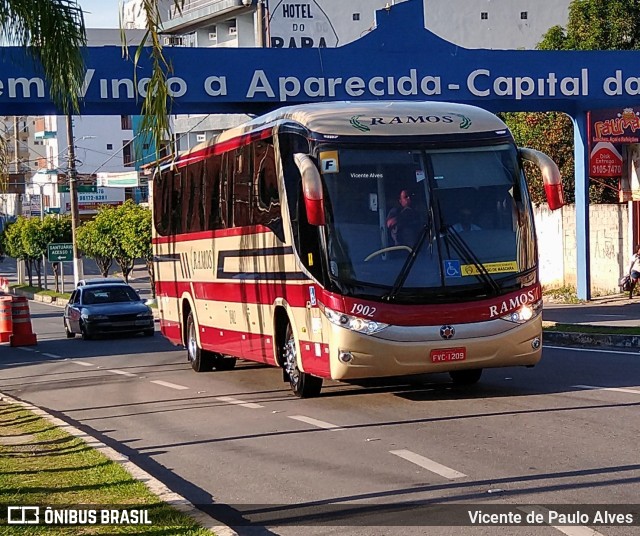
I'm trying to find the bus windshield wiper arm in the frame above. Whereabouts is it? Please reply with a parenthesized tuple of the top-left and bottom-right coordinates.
(442, 225, 501, 295)
(384, 222, 431, 301)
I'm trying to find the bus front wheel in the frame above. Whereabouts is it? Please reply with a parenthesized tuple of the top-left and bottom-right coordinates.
(282, 324, 322, 398)
(186, 312, 214, 372)
(449, 368, 483, 385)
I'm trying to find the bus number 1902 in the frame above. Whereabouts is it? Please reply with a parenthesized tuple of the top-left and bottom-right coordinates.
(350, 304, 377, 317)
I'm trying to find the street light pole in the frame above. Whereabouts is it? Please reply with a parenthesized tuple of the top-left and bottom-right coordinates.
(66, 114, 83, 287)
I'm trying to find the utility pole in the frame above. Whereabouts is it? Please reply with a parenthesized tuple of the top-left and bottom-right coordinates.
(66, 114, 83, 287)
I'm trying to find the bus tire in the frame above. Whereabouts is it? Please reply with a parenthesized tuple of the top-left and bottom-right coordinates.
(282, 324, 322, 398)
(186, 312, 214, 372)
(449, 368, 483, 385)
(214, 355, 237, 371)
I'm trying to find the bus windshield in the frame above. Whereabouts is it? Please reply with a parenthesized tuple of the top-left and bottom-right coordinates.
(318, 143, 536, 301)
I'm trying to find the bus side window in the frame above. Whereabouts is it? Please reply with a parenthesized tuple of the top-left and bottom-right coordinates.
(170, 172, 183, 234)
(233, 145, 253, 227)
(184, 161, 205, 233)
(204, 153, 224, 230)
(253, 141, 283, 240)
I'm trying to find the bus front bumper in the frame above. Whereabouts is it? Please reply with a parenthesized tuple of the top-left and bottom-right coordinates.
(327, 316, 543, 380)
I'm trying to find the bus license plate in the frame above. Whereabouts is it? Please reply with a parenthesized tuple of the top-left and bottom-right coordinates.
(430, 347, 466, 363)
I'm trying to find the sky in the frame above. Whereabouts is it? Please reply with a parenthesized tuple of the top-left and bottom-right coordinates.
(80, 0, 122, 28)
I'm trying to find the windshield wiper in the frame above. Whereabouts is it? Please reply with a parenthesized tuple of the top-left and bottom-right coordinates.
(441, 224, 501, 296)
(383, 222, 432, 302)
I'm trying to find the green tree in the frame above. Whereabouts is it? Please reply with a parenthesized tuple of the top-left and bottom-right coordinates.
(120, 202, 154, 297)
(3, 218, 27, 273)
(504, 0, 640, 204)
(4, 216, 43, 286)
(76, 216, 117, 278)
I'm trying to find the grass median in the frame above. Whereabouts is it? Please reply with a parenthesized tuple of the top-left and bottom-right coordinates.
(0, 402, 213, 535)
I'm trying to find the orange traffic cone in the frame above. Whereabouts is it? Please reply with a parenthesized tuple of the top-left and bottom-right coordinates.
(9, 296, 37, 347)
(0, 296, 12, 343)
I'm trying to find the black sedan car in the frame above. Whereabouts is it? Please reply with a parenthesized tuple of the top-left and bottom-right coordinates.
(64, 283, 155, 340)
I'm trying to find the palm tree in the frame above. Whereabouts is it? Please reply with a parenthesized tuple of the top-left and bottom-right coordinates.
(0, 0, 86, 173)
(126, 0, 185, 159)
(0, 0, 183, 175)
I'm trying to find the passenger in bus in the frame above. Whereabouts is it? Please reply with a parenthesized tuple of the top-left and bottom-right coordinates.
(452, 206, 482, 232)
(386, 189, 420, 246)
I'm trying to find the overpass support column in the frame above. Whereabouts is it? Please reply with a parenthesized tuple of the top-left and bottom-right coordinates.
(573, 112, 591, 301)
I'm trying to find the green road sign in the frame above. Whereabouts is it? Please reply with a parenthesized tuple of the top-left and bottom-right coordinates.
(57, 185, 97, 193)
(47, 242, 73, 262)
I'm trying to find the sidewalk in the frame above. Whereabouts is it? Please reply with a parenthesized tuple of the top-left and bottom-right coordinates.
(543, 293, 640, 348)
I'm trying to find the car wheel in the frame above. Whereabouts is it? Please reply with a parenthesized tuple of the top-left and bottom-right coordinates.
(281, 324, 322, 398)
(186, 312, 214, 372)
(449, 368, 483, 385)
(80, 322, 92, 341)
(143, 329, 155, 337)
(64, 320, 75, 339)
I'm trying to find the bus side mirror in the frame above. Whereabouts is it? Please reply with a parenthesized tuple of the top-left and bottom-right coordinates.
(294, 153, 325, 226)
(520, 147, 564, 210)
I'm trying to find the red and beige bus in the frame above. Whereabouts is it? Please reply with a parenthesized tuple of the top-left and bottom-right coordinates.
(152, 101, 563, 397)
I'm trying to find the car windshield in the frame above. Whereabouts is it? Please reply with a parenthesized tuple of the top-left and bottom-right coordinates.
(82, 286, 139, 305)
(318, 143, 536, 301)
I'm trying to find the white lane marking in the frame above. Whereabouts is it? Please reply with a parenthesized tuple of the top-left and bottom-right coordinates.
(17, 347, 36, 352)
(150, 380, 189, 390)
(389, 449, 466, 480)
(544, 345, 640, 356)
(573, 384, 640, 395)
(288, 415, 343, 431)
(517, 506, 606, 536)
(72, 361, 94, 367)
(216, 396, 263, 409)
(42, 353, 61, 358)
(108, 369, 137, 378)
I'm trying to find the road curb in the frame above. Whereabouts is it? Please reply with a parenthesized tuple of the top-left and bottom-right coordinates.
(543, 331, 640, 348)
(0, 391, 238, 536)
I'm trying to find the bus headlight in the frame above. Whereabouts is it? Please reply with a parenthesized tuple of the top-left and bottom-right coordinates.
(501, 299, 542, 323)
(322, 305, 388, 334)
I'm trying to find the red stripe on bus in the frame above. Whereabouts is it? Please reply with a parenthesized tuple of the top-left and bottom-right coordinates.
(153, 225, 272, 244)
(156, 280, 311, 308)
(156, 281, 541, 327)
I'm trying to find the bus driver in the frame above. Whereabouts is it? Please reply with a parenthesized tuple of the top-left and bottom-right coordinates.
(386, 189, 420, 246)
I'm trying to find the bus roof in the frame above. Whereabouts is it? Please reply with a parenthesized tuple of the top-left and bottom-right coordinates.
(172, 101, 509, 168)
(251, 101, 508, 138)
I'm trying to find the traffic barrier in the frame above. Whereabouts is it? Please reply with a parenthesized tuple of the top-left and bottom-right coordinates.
(9, 296, 37, 347)
(0, 296, 12, 343)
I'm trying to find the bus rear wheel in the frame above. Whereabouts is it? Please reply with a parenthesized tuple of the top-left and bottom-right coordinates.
(449, 368, 483, 385)
(282, 324, 322, 398)
(186, 312, 214, 372)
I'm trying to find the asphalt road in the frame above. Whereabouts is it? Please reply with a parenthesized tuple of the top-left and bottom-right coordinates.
(1, 301, 639, 536)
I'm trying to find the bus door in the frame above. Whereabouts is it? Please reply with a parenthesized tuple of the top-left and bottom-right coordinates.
(213, 151, 244, 358)
(233, 144, 270, 362)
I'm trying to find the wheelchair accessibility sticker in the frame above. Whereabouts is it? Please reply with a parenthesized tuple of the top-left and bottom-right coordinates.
(444, 260, 518, 278)
(444, 260, 461, 278)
